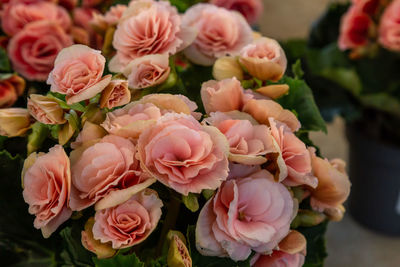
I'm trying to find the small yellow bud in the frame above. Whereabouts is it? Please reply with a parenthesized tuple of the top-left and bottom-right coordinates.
(213, 56, 244, 81)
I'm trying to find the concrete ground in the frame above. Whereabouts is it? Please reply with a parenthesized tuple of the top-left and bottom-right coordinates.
(259, 1, 400, 266)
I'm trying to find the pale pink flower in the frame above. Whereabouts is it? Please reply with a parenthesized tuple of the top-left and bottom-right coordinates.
(210, 0, 263, 25)
(104, 4, 126, 26)
(22, 145, 72, 238)
(182, 3, 253, 66)
(196, 170, 295, 261)
(379, 0, 400, 51)
(47, 45, 111, 104)
(137, 113, 230, 195)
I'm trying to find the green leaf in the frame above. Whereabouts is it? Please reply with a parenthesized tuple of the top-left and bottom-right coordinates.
(59, 226, 93, 267)
(278, 77, 327, 133)
(182, 193, 199, 212)
(298, 222, 328, 267)
(0, 47, 11, 72)
(292, 59, 304, 79)
(93, 253, 145, 267)
(27, 122, 49, 154)
(360, 93, 400, 117)
(186, 225, 253, 267)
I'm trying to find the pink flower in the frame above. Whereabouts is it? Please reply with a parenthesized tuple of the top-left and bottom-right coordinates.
(210, 0, 263, 25)
(8, 21, 73, 81)
(252, 251, 305, 267)
(82, 0, 101, 7)
(352, 0, 380, 15)
(92, 189, 162, 249)
(70, 135, 155, 211)
(104, 4, 127, 25)
(100, 79, 131, 109)
(137, 113, 230, 195)
(201, 77, 250, 114)
(123, 54, 171, 89)
(205, 111, 277, 165)
(269, 118, 317, 188)
(109, 0, 196, 72)
(379, 0, 400, 51)
(182, 3, 253, 66)
(1, 1, 71, 36)
(338, 5, 371, 51)
(47, 45, 112, 104)
(73, 7, 99, 31)
(196, 170, 295, 261)
(22, 145, 72, 238)
(309, 148, 351, 221)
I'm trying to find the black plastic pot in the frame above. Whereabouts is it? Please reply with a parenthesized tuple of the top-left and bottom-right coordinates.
(346, 123, 400, 236)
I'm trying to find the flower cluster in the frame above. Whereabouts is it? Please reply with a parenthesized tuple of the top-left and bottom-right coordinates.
(0, 1, 350, 266)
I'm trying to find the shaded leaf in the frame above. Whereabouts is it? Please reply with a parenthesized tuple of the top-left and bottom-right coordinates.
(0, 47, 11, 72)
(93, 253, 145, 267)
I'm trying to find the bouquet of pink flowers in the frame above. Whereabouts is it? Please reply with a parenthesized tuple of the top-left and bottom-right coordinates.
(0, 1, 350, 266)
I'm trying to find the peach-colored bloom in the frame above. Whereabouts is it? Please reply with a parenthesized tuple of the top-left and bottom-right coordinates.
(182, 4, 253, 66)
(240, 37, 287, 81)
(27, 94, 66, 125)
(201, 77, 250, 114)
(8, 21, 73, 81)
(196, 170, 295, 261)
(210, 0, 263, 25)
(137, 113, 230, 195)
(252, 251, 305, 267)
(123, 54, 171, 89)
(81, 217, 116, 259)
(91, 4, 127, 32)
(205, 111, 277, 165)
(71, 121, 107, 149)
(0, 108, 31, 137)
(22, 145, 72, 238)
(2, 1, 71, 36)
(270, 118, 317, 188)
(242, 99, 301, 132)
(212, 56, 244, 81)
(109, 0, 196, 72)
(47, 45, 111, 104)
(338, 5, 371, 51)
(92, 189, 163, 249)
(309, 148, 351, 221)
(101, 94, 198, 139)
(70, 135, 155, 211)
(379, 0, 400, 51)
(100, 79, 131, 109)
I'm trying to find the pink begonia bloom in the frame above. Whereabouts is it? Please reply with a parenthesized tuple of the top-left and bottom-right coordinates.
(269, 118, 317, 188)
(309, 148, 351, 221)
(338, 5, 371, 51)
(101, 94, 199, 139)
(196, 170, 295, 261)
(92, 189, 163, 249)
(182, 4, 253, 66)
(227, 162, 261, 180)
(100, 79, 131, 109)
(205, 111, 277, 165)
(22, 145, 72, 238)
(352, 0, 380, 15)
(252, 251, 305, 267)
(137, 113, 230, 196)
(123, 54, 171, 89)
(91, 4, 127, 30)
(8, 21, 73, 81)
(109, 0, 196, 72)
(201, 77, 251, 114)
(210, 0, 263, 25)
(240, 37, 287, 81)
(47, 45, 112, 104)
(73, 7, 100, 31)
(70, 135, 155, 211)
(1, 1, 71, 36)
(379, 0, 400, 52)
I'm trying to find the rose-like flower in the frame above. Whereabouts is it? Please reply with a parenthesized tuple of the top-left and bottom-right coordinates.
(352, 0, 380, 15)
(338, 5, 371, 51)
(8, 21, 73, 81)
(0, 74, 25, 108)
(309, 148, 351, 221)
(70, 134, 156, 211)
(2, 1, 71, 36)
(22, 145, 72, 238)
(91, 4, 127, 32)
(101, 94, 198, 139)
(182, 4, 253, 66)
(47, 45, 112, 104)
(210, 0, 263, 25)
(205, 111, 277, 165)
(92, 189, 163, 249)
(201, 77, 250, 114)
(269, 118, 317, 188)
(100, 79, 131, 109)
(27, 94, 66, 125)
(109, 0, 196, 72)
(252, 251, 305, 267)
(240, 37, 287, 81)
(0, 108, 31, 137)
(196, 170, 295, 261)
(137, 113, 229, 195)
(242, 99, 300, 132)
(123, 54, 171, 89)
(379, 0, 400, 52)
(81, 217, 116, 259)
